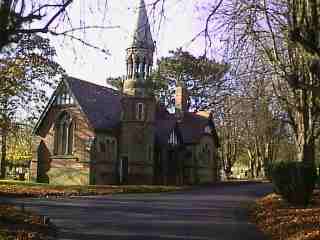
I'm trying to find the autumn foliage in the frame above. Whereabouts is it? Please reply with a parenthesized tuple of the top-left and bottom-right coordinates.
(0, 181, 183, 198)
(251, 191, 320, 240)
(0, 204, 55, 240)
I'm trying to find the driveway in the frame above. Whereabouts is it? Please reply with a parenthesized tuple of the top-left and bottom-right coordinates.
(3, 182, 272, 240)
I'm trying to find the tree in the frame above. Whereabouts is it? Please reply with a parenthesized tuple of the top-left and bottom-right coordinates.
(106, 76, 125, 92)
(4, 123, 32, 179)
(0, 33, 63, 178)
(0, 0, 72, 50)
(218, 91, 284, 179)
(107, 49, 228, 111)
(154, 48, 228, 110)
(288, 0, 320, 58)
(0, 0, 120, 54)
(218, 95, 246, 178)
(284, 0, 320, 96)
(200, 0, 320, 165)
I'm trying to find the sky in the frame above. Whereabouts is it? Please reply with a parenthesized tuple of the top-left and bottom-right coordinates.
(49, 0, 222, 86)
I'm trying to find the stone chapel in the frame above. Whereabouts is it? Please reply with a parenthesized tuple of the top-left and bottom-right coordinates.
(31, 0, 220, 185)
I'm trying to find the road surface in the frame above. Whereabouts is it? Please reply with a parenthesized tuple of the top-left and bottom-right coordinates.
(3, 182, 272, 240)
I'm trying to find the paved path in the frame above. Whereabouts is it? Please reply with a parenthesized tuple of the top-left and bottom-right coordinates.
(3, 182, 272, 240)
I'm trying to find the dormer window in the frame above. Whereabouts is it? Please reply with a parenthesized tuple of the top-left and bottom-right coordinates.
(136, 103, 145, 121)
(168, 129, 178, 146)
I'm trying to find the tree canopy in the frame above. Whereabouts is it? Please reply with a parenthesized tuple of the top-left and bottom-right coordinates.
(0, 33, 63, 178)
(153, 48, 229, 110)
(0, 34, 64, 124)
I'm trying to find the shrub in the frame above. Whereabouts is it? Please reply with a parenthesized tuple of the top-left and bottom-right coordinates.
(271, 161, 318, 206)
(0, 231, 10, 240)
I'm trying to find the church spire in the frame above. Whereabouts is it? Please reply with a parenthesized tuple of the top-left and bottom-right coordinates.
(124, 0, 155, 97)
(130, 0, 154, 49)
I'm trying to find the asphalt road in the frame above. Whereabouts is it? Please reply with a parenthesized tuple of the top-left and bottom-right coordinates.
(3, 182, 272, 240)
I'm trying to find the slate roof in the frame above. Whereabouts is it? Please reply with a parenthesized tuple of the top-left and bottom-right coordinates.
(36, 77, 218, 146)
(179, 112, 210, 144)
(67, 77, 122, 130)
(153, 106, 217, 145)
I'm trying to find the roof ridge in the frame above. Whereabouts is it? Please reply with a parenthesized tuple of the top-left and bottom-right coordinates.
(66, 76, 120, 94)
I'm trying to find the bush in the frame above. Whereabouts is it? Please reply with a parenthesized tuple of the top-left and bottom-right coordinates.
(0, 230, 11, 240)
(271, 161, 318, 206)
(316, 170, 320, 188)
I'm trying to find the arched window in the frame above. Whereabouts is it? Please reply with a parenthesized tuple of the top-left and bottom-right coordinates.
(136, 103, 145, 121)
(54, 112, 75, 155)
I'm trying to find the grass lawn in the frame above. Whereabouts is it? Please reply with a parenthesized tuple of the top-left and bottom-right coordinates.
(0, 180, 184, 198)
(250, 190, 320, 240)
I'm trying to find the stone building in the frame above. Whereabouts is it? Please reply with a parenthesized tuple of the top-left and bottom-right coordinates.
(31, 0, 220, 185)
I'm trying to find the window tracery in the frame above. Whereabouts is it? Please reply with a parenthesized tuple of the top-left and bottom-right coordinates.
(54, 112, 75, 155)
(168, 129, 179, 145)
(55, 86, 74, 105)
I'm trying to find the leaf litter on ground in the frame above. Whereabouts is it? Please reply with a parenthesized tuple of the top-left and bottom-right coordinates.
(250, 190, 320, 240)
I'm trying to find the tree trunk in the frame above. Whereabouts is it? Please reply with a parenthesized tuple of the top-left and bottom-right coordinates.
(0, 131, 7, 179)
(297, 141, 315, 165)
(247, 150, 255, 179)
(295, 91, 316, 165)
(296, 138, 316, 165)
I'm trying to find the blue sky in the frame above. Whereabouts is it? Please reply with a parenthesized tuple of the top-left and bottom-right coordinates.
(49, 0, 223, 86)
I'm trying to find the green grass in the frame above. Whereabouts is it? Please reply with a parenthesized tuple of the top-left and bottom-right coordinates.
(0, 180, 44, 186)
(0, 231, 11, 240)
(0, 180, 184, 197)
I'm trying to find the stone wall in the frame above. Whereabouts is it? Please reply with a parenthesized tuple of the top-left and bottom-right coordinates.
(196, 135, 219, 183)
(120, 96, 155, 185)
(32, 104, 94, 185)
(92, 134, 118, 184)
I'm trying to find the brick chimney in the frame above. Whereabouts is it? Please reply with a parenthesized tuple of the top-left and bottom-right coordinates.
(175, 82, 189, 121)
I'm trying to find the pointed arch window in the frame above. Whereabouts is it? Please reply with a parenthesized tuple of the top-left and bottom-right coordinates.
(54, 112, 75, 155)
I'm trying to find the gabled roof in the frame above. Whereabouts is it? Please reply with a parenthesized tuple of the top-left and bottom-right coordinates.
(154, 105, 219, 146)
(33, 81, 63, 134)
(34, 77, 219, 146)
(67, 77, 122, 130)
(130, 0, 154, 49)
(34, 76, 122, 134)
(179, 112, 215, 144)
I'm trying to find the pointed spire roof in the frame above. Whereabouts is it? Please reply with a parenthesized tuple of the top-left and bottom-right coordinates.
(130, 0, 154, 49)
